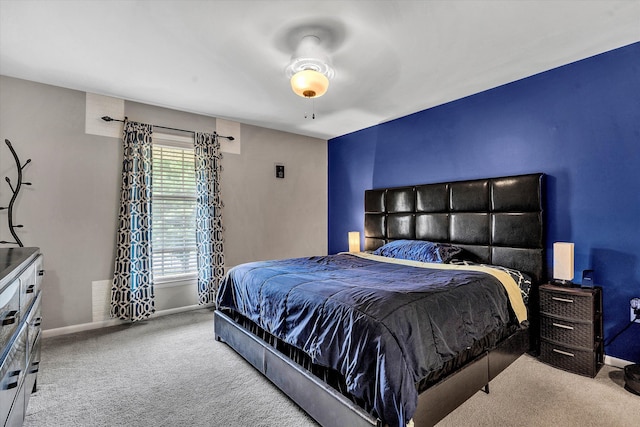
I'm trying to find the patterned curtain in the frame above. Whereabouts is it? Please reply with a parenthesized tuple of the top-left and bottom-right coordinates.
(194, 132, 225, 304)
(111, 120, 155, 321)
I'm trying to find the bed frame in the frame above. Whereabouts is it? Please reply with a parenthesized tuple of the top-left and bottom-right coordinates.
(215, 173, 545, 427)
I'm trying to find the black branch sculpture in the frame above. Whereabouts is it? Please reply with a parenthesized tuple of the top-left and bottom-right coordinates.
(1, 139, 32, 247)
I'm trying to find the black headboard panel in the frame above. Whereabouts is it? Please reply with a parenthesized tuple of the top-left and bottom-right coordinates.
(364, 173, 545, 284)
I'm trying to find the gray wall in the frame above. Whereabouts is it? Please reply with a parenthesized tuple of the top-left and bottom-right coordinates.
(0, 75, 327, 330)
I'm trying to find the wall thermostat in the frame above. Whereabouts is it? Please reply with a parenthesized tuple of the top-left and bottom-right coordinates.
(275, 164, 285, 179)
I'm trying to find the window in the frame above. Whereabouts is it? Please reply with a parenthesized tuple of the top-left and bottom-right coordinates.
(151, 134, 197, 283)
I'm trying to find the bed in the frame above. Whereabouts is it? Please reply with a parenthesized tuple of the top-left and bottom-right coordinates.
(215, 173, 545, 427)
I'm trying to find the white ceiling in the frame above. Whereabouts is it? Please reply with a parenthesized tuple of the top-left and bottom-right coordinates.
(1, 1, 639, 140)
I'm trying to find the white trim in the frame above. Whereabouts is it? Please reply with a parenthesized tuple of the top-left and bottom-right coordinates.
(153, 131, 194, 147)
(150, 303, 213, 317)
(605, 355, 634, 368)
(85, 93, 124, 138)
(92, 279, 113, 323)
(41, 309, 637, 369)
(42, 304, 214, 338)
(42, 318, 126, 338)
(154, 276, 197, 289)
(216, 118, 241, 154)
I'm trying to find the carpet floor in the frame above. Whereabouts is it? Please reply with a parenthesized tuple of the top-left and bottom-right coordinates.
(23, 308, 638, 426)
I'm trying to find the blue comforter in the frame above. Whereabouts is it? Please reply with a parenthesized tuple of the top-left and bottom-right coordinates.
(216, 253, 520, 426)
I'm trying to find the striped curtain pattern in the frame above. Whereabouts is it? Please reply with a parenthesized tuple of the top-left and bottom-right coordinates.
(194, 132, 225, 304)
(111, 120, 156, 321)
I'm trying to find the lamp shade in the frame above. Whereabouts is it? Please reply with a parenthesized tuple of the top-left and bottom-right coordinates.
(553, 242, 574, 281)
(290, 70, 329, 98)
(348, 231, 361, 253)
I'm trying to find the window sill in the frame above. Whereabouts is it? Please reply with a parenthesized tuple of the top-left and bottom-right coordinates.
(154, 277, 197, 289)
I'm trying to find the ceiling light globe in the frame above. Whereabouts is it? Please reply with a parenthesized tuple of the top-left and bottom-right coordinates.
(290, 69, 329, 98)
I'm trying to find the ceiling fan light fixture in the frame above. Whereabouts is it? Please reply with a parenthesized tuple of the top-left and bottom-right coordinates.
(290, 69, 329, 98)
(286, 35, 334, 98)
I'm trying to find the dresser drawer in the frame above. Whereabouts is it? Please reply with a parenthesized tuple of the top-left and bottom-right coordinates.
(1, 280, 21, 349)
(540, 315, 595, 348)
(540, 288, 596, 320)
(539, 340, 598, 377)
(0, 322, 27, 424)
(19, 258, 38, 314)
(26, 294, 42, 350)
(34, 255, 44, 288)
(24, 330, 41, 409)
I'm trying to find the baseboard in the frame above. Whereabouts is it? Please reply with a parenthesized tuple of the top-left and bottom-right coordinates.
(605, 355, 634, 369)
(44, 312, 635, 366)
(42, 303, 214, 338)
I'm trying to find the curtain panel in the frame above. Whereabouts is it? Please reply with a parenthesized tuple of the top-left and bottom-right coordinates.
(111, 120, 155, 321)
(194, 132, 225, 304)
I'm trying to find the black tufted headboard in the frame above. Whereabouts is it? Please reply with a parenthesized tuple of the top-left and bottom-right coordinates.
(364, 173, 545, 284)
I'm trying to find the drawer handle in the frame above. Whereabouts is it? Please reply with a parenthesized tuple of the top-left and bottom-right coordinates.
(38, 269, 45, 276)
(26, 284, 36, 294)
(552, 348, 575, 357)
(2, 310, 18, 325)
(3, 369, 21, 390)
(552, 296, 574, 303)
(34, 317, 42, 327)
(552, 322, 574, 330)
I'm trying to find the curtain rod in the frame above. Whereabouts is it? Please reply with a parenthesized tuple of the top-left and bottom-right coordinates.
(101, 116, 235, 141)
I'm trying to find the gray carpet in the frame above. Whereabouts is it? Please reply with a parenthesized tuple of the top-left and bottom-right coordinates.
(24, 308, 638, 427)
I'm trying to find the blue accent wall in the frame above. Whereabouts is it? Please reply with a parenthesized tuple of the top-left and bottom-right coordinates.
(328, 42, 640, 363)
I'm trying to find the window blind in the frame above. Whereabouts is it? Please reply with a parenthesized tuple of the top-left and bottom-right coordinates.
(151, 142, 197, 281)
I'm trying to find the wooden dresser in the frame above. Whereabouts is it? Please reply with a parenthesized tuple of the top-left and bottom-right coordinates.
(538, 283, 603, 377)
(0, 247, 43, 427)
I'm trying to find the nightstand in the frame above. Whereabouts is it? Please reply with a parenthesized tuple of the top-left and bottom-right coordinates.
(538, 284, 604, 377)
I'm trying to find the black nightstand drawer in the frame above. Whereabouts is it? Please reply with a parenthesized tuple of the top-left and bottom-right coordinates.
(538, 284, 603, 378)
(540, 316, 594, 348)
(540, 288, 596, 319)
(539, 340, 599, 377)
